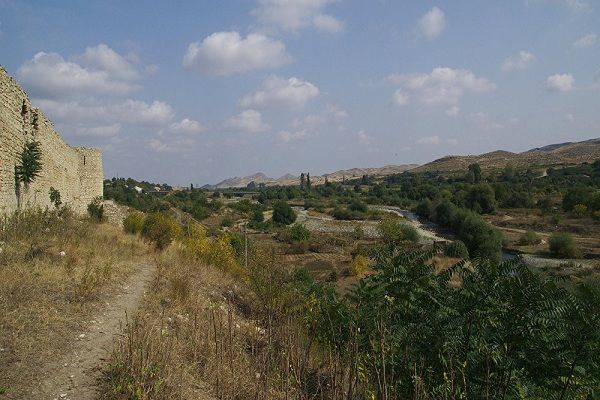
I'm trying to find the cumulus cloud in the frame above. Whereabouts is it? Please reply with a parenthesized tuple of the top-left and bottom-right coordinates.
(183, 31, 290, 75)
(75, 124, 122, 137)
(420, 7, 445, 39)
(389, 67, 495, 107)
(278, 129, 308, 142)
(501, 51, 536, 71)
(392, 89, 410, 107)
(445, 105, 460, 116)
(17, 50, 139, 100)
(326, 104, 348, 119)
(416, 135, 457, 145)
(417, 135, 442, 145)
(252, 0, 344, 33)
(240, 76, 320, 109)
(546, 73, 575, 92)
(169, 118, 205, 135)
(225, 109, 270, 133)
(357, 130, 373, 145)
(573, 33, 597, 48)
(75, 43, 140, 81)
(469, 112, 503, 130)
(35, 99, 175, 127)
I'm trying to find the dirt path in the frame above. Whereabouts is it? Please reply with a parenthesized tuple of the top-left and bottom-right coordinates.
(28, 262, 155, 400)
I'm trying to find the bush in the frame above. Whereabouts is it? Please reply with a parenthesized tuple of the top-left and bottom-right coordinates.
(445, 240, 469, 258)
(548, 232, 579, 258)
(49, 187, 61, 209)
(288, 223, 311, 243)
(220, 216, 234, 228)
(141, 212, 181, 250)
(573, 204, 588, 218)
(348, 199, 368, 213)
(123, 212, 144, 235)
(377, 218, 418, 244)
(400, 224, 419, 243)
(352, 224, 364, 240)
(519, 230, 541, 246)
(350, 255, 369, 277)
(87, 197, 104, 222)
(272, 201, 296, 225)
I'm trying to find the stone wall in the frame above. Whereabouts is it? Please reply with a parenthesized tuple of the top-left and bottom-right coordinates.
(0, 66, 103, 215)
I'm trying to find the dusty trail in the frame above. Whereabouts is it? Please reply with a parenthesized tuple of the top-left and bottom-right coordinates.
(28, 263, 155, 400)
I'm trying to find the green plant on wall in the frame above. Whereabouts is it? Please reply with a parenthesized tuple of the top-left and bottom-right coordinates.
(14, 140, 43, 209)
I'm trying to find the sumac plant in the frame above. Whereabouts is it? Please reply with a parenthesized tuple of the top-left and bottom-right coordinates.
(298, 249, 599, 399)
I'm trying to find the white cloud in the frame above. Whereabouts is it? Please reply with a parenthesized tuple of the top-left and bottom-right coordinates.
(75, 123, 122, 137)
(240, 76, 320, 109)
(420, 7, 445, 39)
(389, 67, 495, 107)
(501, 51, 536, 71)
(546, 73, 575, 92)
(169, 118, 205, 135)
(416, 135, 458, 145)
(573, 33, 597, 48)
(18, 50, 139, 99)
(252, 0, 344, 33)
(183, 31, 290, 75)
(417, 135, 442, 145)
(469, 112, 503, 130)
(326, 104, 348, 119)
(527, 0, 592, 12)
(225, 109, 270, 133)
(278, 129, 307, 142)
(34, 98, 174, 127)
(76, 43, 140, 81)
(149, 138, 170, 152)
(357, 130, 373, 145)
(445, 105, 460, 116)
(567, 113, 575, 121)
(392, 89, 410, 107)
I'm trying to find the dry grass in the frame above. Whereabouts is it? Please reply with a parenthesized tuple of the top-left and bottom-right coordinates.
(0, 208, 149, 398)
(102, 246, 295, 399)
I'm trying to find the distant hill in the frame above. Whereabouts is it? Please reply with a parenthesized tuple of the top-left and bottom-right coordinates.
(414, 138, 600, 173)
(208, 164, 418, 189)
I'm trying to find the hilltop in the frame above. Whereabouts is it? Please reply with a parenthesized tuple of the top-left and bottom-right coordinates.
(413, 138, 600, 173)
(208, 164, 419, 189)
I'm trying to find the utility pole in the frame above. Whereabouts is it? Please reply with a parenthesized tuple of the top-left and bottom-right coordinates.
(244, 221, 248, 269)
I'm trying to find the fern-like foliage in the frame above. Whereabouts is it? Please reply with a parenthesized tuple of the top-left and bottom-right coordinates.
(301, 249, 600, 399)
(15, 141, 43, 185)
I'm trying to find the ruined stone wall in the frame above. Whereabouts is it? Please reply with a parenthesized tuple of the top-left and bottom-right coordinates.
(0, 66, 103, 215)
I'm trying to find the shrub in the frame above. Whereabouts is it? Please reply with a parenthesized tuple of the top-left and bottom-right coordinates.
(519, 230, 541, 246)
(400, 224, 419, 243)
(250, 209, 264, 224)
(377, 217, 403, 245)
(549, 232, 579, 258)
(288, 223, 311, 242)
(352, 224, 364, 240)
(415, 199, 434, 219)
(87, 197, 104, 222)
(272, 201, 296, 225)
(445, 240, 469, 258)
(141, 212, 181, 250)
(48, 187, 62, 208)
(220, 216, 234, 228)
(348, 199, 368, 213)
(573, 203, 588, 218)
(350, 255, 369, 277)
(123, 212, 144, 235)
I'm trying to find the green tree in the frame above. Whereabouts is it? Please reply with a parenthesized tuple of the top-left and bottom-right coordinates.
(15, 141, 43, 208)
(272, 201, 296, 225)
(467, 162, 482, 183)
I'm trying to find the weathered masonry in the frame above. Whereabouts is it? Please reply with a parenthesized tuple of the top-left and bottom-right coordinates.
(0, 66, 103, 215)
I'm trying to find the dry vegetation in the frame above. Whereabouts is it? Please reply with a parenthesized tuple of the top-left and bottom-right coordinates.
(0, 208, 149, 398)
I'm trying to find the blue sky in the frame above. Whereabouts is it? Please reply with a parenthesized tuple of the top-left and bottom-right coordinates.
(1, 0, 598, 185)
